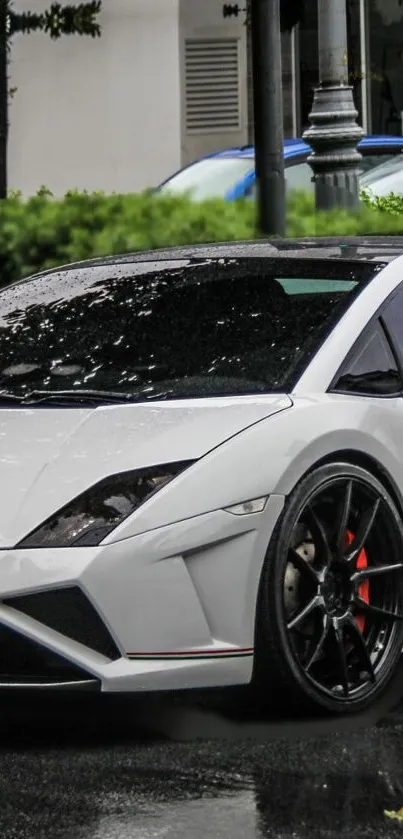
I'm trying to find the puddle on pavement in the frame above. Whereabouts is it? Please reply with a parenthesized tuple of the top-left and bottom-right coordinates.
(54, 763, 403, 839)
(74, 768, 403, 839)
(89, 791, 257, 839)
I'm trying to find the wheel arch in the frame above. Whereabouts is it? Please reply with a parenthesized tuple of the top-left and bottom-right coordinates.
(306, 448, 403, 521)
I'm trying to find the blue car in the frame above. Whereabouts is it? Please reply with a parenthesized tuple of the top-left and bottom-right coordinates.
(158, 136, 403, 201)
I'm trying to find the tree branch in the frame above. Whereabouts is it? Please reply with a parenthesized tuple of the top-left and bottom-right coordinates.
(9, 1, 102, 39)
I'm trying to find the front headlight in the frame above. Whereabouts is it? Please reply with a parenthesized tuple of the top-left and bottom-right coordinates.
(17, 461, 194, 548)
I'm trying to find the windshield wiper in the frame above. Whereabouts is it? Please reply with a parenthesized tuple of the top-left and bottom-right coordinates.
(19, 389, 135, 406)
(0, 390, 25, 404)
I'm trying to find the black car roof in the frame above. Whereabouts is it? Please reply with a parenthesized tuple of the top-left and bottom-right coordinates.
(23, 236, 403, 280)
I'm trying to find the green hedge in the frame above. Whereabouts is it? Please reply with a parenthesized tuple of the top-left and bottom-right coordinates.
(1, 187, 403, 289)
(360, 188, 403, 215)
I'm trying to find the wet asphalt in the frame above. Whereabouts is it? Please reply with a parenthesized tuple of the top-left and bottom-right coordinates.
(1, 684, 403, 839)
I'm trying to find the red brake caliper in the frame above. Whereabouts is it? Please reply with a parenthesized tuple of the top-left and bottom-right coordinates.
(345, 530, 369, 633)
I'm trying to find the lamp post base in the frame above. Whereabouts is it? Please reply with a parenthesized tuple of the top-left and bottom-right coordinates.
(303, 84, 364, 211)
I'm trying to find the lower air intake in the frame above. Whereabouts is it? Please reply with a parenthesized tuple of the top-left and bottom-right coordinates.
(4, 586, 121, 661)
(0, 624, 99, 686)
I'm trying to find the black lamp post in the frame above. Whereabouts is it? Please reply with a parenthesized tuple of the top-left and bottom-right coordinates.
(223, 1, 285, 236)
(302, 0, 364, 210)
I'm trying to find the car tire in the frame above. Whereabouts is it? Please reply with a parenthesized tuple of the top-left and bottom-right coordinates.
(253, 462, 403, 716)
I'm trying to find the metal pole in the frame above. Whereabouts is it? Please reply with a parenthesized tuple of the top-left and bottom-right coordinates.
(250, 0, 285, 235)
(302, 0, 364, 210)
(0, 0, 7, 199)
(359, 0, 369, 134)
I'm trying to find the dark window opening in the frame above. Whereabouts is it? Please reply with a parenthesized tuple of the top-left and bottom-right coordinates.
(381, 286, 403, 367)
(332, 321, 402, 396)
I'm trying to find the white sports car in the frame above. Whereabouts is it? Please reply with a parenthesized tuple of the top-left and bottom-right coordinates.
(1, 236, 403, 716)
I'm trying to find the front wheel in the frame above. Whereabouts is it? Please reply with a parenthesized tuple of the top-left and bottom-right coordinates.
(254, 463, 403, 715)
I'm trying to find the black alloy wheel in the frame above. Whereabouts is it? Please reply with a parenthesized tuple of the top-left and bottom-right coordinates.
(254, 463, 403, 715)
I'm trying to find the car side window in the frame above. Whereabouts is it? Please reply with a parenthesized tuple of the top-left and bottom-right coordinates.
(381, 286, 403, 359)
(332, 320, 402, 396)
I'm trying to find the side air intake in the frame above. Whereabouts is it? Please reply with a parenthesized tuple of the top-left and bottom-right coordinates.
(4, 586, 121, 661)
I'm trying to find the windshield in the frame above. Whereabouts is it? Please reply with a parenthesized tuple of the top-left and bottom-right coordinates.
(361, 153, 403, 196)
(158, 157, 254, 200)
(359, 152, 402, 173)
(0, 258, 376, 402)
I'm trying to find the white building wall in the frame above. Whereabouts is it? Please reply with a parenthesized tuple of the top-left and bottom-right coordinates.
(8, 0, 181, 196)
(179, 0, 248, 165)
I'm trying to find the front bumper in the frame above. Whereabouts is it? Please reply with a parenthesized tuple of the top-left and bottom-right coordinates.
(0, 496, 285, 692)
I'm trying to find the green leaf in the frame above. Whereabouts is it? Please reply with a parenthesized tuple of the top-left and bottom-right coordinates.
(384, 807, 403, 821)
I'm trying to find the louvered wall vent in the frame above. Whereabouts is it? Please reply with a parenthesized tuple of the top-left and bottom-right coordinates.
(185, 38, 241, 134)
